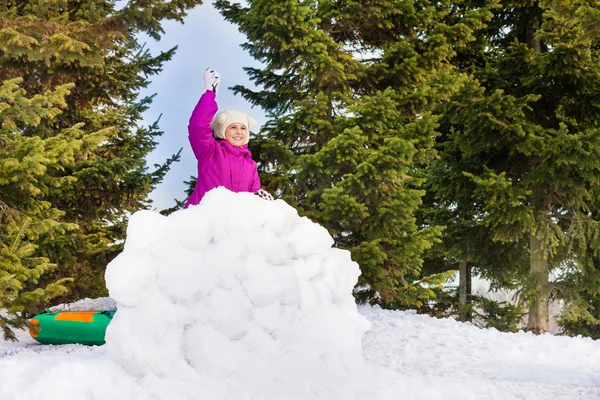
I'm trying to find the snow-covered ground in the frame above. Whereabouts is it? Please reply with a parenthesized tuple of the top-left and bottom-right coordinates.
(2, 306, 599, 400)
(1, 188, 599, 399)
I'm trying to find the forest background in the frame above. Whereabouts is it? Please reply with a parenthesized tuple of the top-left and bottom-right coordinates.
(1, 0, 600, 341)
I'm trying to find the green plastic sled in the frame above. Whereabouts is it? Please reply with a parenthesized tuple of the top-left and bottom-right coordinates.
(29, 310, 115, 345)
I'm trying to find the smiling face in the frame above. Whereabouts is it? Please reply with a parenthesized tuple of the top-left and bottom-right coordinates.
(224, 123, 248, 147)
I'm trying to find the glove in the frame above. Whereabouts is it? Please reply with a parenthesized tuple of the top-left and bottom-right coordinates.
(255, 189, 274, 201)
(204, 68, 221, 93)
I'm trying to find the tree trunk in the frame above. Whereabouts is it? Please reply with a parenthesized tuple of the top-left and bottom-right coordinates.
(526, 17, 542, 53)
(467, 267, 472, 304)
(458, 259, 469, 321)
(527, 233, 549, 334)
(525, 10, 547, 334)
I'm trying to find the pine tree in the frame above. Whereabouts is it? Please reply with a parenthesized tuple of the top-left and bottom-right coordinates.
(0, 0, 202, 301)
(432, 0, 600, 333)
(422, 117, 531, 321)
(216, 0, 493, 307)
(0, 77, 103, 339)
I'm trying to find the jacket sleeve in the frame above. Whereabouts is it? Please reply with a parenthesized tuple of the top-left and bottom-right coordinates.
(188, 90, 218, 160)
(250, 166, 261, 192)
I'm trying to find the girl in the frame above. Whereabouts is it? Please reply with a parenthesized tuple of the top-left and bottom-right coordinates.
(185, 68, 268, 207)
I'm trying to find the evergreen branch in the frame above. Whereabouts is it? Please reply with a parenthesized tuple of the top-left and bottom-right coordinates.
(9, 217, 30, 254)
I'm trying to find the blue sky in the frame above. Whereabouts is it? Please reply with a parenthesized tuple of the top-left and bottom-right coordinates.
(140, 2, 266, 210)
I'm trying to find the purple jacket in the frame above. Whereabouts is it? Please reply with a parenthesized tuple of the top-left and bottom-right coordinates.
(184, 91, 260, 207)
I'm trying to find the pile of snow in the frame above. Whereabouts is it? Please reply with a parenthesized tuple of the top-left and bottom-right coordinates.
(104, 187, 370, 398)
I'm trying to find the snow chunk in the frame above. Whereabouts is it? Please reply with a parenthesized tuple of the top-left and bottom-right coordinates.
(104, 188, 370, 395)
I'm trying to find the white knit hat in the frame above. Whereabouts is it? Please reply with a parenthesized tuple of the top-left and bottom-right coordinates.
(210, 110, 257, 145)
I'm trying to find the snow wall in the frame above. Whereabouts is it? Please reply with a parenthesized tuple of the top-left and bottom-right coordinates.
(105, 187, 371, 398)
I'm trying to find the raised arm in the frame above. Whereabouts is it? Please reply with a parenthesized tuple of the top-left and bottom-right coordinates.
(188, 91, 218, 159)
(188, 68, 221, 160)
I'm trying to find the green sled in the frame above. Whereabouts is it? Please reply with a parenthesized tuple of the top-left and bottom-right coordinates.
(29, 310, 115, 346)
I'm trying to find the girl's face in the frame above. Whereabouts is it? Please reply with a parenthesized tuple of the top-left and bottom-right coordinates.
(225, 123, 248, 147)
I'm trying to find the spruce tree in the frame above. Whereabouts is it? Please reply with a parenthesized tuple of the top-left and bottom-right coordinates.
(0, 0, 202, 301)
(0, 78, 104, 339)
(432, 0, 600, 333)
(216, 0, 493, 307)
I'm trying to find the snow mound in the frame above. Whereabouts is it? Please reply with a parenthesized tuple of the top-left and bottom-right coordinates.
(104, 187, 370, 397)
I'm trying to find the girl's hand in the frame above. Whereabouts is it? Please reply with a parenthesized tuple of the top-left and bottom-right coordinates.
(255, 189, 274, 201)
(204, 68, 221, 93)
